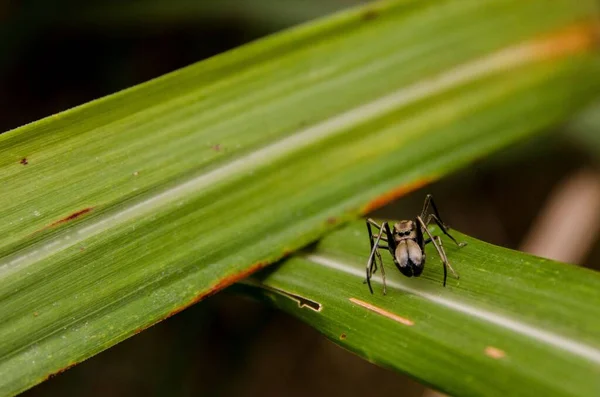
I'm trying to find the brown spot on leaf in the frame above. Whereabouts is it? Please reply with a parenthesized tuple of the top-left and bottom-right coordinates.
(340, 333, 347, 340)
(33, 312, 39, 317)
(211, 144, 221, 152)
(326, 217, 337, 225)
(49, 208, 94, 228)
(484, 346, 506, 359)
(362, 8, 379, 21)
(20, 158, 28, 165)
(361, 177, 434, 214)
(31, 207, 94, 235)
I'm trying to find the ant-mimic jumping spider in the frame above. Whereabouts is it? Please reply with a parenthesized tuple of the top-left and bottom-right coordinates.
(365, 194, 466, 294)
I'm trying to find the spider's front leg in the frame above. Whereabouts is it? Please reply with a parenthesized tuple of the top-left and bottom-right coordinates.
(425, 213, 467, 248)
(421, 194, 467, 248)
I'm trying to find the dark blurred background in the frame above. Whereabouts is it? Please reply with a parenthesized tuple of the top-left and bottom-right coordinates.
(3, 1, 599, 396)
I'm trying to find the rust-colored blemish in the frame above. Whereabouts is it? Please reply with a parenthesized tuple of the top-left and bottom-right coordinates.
(361, 178, 433, 214)
(49, 208, 94, 228)
(133, 327, 146, 335)
(349, 298, 414, 326)
(326, 217, 337, 225)
(20, 158, 28, 165)
(211, 144, 221, 152)
(529, 21, 600, 61)
(43, 362, 78, 381)
(484, 346, 506, 359)
(339, 333, 347, 340)
(31, 207, 94, 235)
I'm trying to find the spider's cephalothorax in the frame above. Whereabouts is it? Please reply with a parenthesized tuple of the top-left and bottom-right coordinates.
(365, 194, 466, 295)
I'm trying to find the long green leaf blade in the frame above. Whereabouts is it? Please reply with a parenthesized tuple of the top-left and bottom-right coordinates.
(243, 221, 600, 396)
(1, 0, 600, 395)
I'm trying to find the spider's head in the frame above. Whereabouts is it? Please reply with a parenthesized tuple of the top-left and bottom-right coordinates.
(393, 220, 416, 239)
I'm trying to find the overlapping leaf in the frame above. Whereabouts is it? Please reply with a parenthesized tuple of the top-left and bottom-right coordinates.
(242, 222, 600, 396)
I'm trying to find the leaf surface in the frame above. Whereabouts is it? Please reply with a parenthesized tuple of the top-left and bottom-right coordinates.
(243, 221, 600, 396)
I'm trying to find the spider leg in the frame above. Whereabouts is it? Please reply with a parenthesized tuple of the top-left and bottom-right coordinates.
(375, 249, 386, 294)
(426, 214, 466, 248)
(367, 218, 382, 230)
(365, 222, 387, 294)
(366, 219, 389, 249)
(382, 221, 397, 256)
(432, 236, 459, 279)
(377, 222, 398, 294)
(421, 194, 453, 231)
(420, 194, 436, 221)
(365, 220, 377, 289)
(423, 236, 460, 279)
(418, 216, 459, 287)
(371, 249, 387, 275)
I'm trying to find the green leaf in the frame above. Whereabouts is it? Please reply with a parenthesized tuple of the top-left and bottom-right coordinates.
(1, 0, 600, 395)
(241, 221, 600, 396)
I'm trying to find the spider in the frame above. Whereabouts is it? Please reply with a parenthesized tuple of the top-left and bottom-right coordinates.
(365, 194, 466, 294)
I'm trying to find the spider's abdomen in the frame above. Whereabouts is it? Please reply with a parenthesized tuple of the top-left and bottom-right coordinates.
(395, 239, 424, 277)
